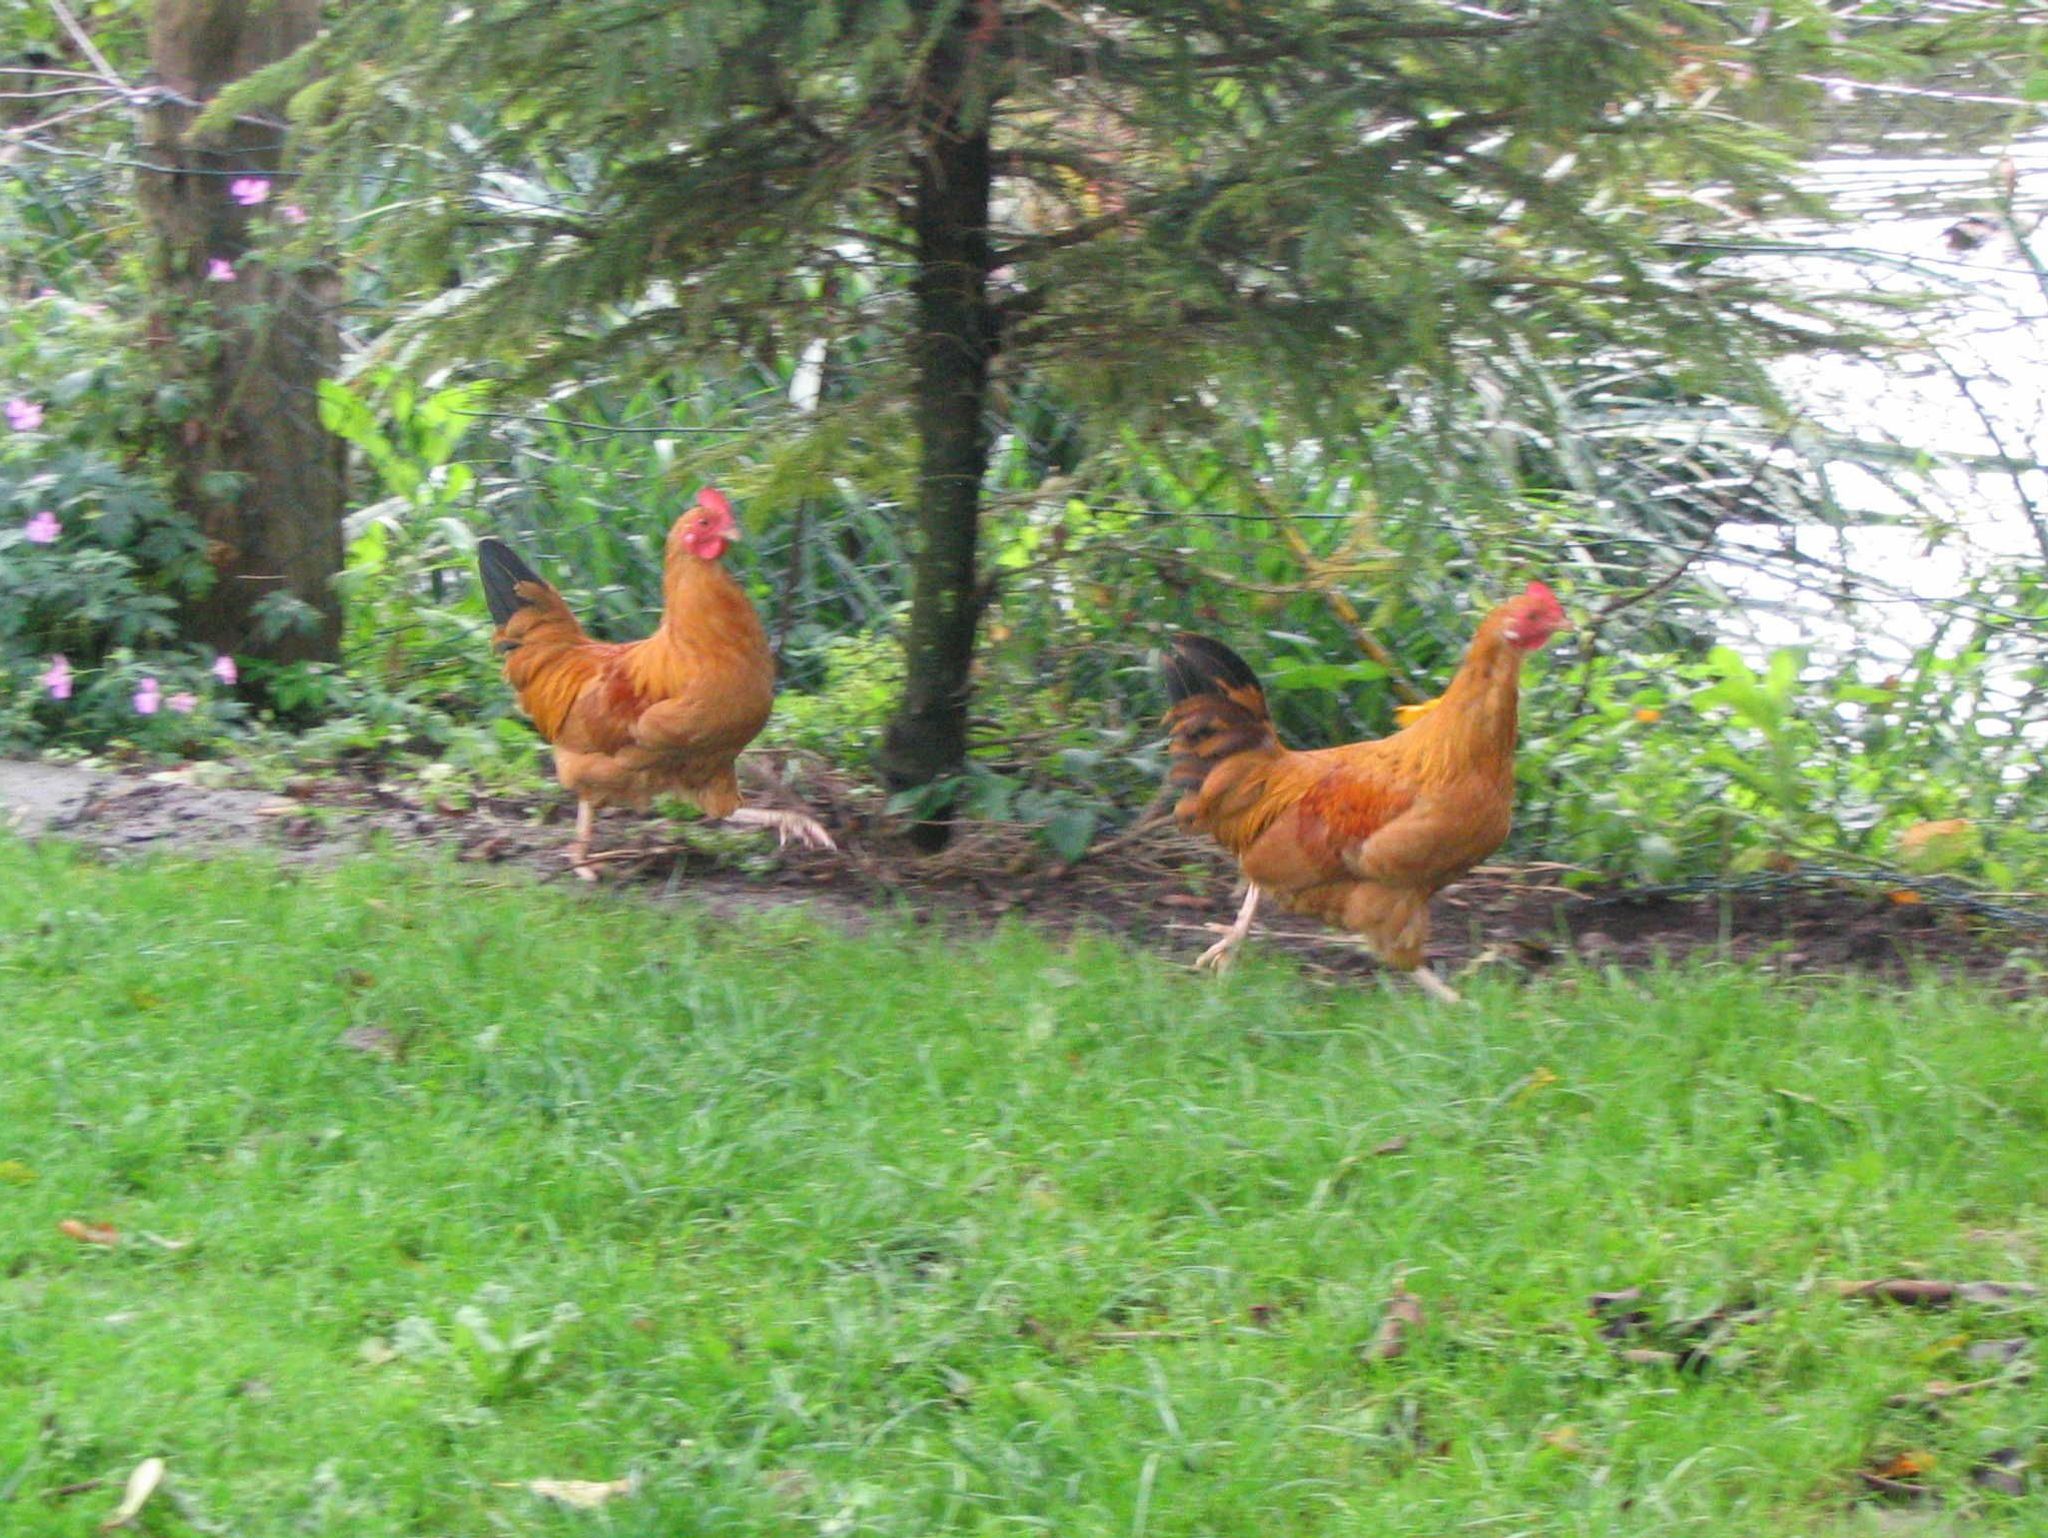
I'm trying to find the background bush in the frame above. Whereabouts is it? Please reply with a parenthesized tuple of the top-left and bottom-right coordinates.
(1, 1, 2043, 896)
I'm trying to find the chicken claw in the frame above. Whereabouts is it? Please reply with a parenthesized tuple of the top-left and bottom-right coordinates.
(725, 806, 837, 852)
(1194, 928, 1245, 972)
(1193, 883, 1261, 973)
(1411, 965, 1462, 1005)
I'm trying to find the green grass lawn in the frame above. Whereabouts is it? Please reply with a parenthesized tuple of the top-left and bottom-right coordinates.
(1, 839, 2043, 1536)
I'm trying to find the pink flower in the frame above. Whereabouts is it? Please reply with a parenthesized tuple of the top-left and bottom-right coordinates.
(280, 204, 308, 225)
(211, 654, 238, 686)
(206, 258, 236, 283)
(230, 177, 271, 206)
(5, 398, 43, 431)
(41, 655, 71, 701)
(167, 692, 198, 715)
(23, 511, 60, 544)
(133, 677, 162, 716)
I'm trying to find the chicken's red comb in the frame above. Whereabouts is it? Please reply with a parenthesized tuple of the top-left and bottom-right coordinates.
(695, 486, 733, 520)
(1522, 579, 1562, 611)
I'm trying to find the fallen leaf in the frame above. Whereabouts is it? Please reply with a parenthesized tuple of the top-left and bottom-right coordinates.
(763, 1467, 815, 1504)
(1885, 1377, 1997, 1407)
(1887, 890, 1924, 906)
(1872, 1452, 1936, 1481)
(99, 1457, 165, 1531)
(1964, 1338, 2030, 1366)
(1962, 1228, 2029, 1249)
(1954, 1281, 2040, 1304)
(1619, 1347, 1679, 1367)
(938, 1365, 975, 1403)
(1836, 1279, 2041, 1308)
(1840, 1279, 1953, 1305)
(1540, 1425, 1585, 1455)
(59, 1220, 120, 1247)
(1365, 1285, 1425, 1362)
(1672, 1302, 1770, 1338)
(1971, 1447, 2028, 1497)
(502, 1476, 636, 1509)
(1589, 1288, 1652, 1341)
(1589, 1287, 1645, 1311)
(1371, 1135, 1410, 1157)
(338, 1025, 399, 1060)
(1855, 1470, 1938, 1507)
(0, 1159, 37, 1184)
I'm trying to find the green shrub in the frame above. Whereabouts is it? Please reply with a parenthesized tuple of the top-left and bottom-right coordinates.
(0, 291, 239, 752)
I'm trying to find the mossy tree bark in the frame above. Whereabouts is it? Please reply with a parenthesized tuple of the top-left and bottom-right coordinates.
(138, 0, 345, 664)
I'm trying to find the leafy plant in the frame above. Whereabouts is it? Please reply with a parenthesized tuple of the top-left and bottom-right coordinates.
(322, 370, 492, 697)
(0, 290, 237, 751)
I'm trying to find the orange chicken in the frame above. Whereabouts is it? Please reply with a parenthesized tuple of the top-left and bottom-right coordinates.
(1160, 582, 1567, 1000)
(478, 488, 833, 878)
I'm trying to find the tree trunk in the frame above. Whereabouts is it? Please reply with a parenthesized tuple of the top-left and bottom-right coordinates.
(876, 10, 995, 846)
(138, 0, 345, 665)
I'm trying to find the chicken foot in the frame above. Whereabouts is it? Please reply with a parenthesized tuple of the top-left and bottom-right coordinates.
(1410, 965, 1462, 1005)
(1194, 884, 1262, 972)
(723, 805, 837, 852)
(565, 802, 834, 880)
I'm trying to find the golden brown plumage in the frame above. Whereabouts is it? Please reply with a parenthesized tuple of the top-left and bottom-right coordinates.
(479, 488, 833, 877)
(1161, 582, 1568, 999)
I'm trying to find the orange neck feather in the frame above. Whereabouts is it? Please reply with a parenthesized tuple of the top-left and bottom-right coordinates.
(1397, 608, 1524, 782)
(659, 550, 743, 638)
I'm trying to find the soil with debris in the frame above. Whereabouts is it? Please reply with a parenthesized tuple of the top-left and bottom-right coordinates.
(2, 755, 2039, 993)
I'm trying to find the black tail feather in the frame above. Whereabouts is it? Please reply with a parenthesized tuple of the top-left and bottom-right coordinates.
(1159, 633, 1277, 790)
(1161, 633, 1262, 706)
(477, 537, 545, 627)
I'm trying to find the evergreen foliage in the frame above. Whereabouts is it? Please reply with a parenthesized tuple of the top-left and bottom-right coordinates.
(228, 2, 1973, 806)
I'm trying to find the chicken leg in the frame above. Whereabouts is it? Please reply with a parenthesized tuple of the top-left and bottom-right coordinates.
(1411, 965, 1462, 1004)
(1195, 883, 1262, 972)
(723, 805, 837, 851)
(568, 797, 598, 882)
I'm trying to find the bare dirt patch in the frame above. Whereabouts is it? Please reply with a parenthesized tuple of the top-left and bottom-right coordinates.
(3, 755, 2039, 992)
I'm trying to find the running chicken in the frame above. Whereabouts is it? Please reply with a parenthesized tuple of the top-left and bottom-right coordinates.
(1160, 582, 1567, 1000)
